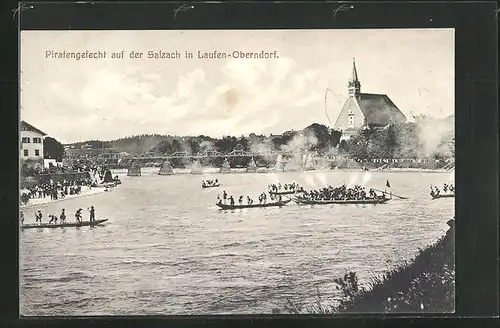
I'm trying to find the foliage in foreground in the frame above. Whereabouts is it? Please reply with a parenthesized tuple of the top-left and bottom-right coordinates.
(276, 225, 455, 314)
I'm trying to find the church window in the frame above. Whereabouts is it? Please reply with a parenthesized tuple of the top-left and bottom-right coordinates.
(348, 114, 354, 127)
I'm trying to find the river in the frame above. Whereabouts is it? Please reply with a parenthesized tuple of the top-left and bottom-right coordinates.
(20, 169, 454, 315)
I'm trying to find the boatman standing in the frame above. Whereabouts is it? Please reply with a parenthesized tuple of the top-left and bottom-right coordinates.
(35, 210, 43, 225)
(60, 209, 66, 224)
(89, 206, 95, 222)
(75, 208, 83, 223)
(20, 211, 24, 226)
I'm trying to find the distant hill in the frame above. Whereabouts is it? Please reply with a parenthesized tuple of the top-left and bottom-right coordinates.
(65, 124, 343, 155)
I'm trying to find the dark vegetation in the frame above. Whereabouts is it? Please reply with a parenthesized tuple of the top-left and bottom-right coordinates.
(43, 136, 65, 161)
(65, 117, 453, 159)
(275, 221, 455, 314)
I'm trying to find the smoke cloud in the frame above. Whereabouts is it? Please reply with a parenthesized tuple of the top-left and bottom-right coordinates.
(413, 115, 454, 157)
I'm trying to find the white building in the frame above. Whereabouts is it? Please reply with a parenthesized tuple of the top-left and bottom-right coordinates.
(20, 120, 47, 161)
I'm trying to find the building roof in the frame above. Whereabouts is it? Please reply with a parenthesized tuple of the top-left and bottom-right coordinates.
(356, 93, 407, 125)
(20, 120, 47, 136)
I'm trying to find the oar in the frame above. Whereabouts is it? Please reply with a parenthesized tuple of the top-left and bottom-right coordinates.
(372, 188, 409, 200)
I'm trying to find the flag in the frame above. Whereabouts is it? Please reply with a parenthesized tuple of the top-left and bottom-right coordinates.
(386, 180, 391, 188)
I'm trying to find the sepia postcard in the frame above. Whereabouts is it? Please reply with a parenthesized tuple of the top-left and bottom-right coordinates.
(19, 29, 455, 315)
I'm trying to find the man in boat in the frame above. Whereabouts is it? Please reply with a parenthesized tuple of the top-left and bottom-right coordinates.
(60, 209, 66, 224)
(215, 178, 218, 184)
(229, 196, 235, 207)
(449, 184, 455, 193)
(89, 206, 96, 222)
(223, 190, 227, 204)
(48, 214, 58, 225)
(369, 189, 376, 199)
(35, 210, 43, 225)
(238, 196, 243, 205)
(247, 196, 253, 205)
(443, 183, 448, 193)
(75, 208, 83, 223)
(20, 211, 24, 226)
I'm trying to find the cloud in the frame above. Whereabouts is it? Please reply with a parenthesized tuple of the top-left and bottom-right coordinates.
(20, 30, 454, 143)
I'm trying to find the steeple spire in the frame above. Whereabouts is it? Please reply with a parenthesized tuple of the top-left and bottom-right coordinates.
(348, 57, 361, 98)
(351, 57, 359, 82)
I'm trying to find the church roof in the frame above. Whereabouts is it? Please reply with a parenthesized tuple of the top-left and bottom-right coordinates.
(356, 93, 407, 125)
(20, 120, 47, 136)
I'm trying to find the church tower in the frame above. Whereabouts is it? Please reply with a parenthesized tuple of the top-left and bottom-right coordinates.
(348, 58, 361, 98)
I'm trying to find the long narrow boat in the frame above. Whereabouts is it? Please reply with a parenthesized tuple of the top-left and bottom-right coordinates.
(268, 189, 305, 196)
(293, 197, 389, 205)
(21, 219, 108, 230)
(217, 199, 291, 210)
(202, 183, 221, 189)
(431, 193, 455, 199)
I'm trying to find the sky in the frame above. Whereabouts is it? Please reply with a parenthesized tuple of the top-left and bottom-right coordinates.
(20, 29, 454, 144)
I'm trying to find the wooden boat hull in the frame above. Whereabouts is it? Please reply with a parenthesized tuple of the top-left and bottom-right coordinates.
(431, 193, 455, 199)
(202, 184, 221, 189)
(293, 197, 389, 205)
(269, 190, 304, 196)
(217, 199, 291, 210)
(21, 219, 108, 230)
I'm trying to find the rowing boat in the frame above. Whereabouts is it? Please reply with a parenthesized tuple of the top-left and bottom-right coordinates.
(217, 199, 291, 210)
(293, 197, 389, 205)
(268, 190, 304, 196)
(202, 183, 220, 189)
(21, 219, 108, 230)
(431, 193, 454, 199)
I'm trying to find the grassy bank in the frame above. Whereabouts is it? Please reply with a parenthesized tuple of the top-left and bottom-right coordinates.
(278, 220, 455, 314)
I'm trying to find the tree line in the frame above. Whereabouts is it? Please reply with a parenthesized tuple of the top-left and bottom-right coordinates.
(49, 119, 454, 162)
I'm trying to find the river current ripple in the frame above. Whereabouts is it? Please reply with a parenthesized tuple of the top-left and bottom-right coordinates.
(20, 170, 454, 315)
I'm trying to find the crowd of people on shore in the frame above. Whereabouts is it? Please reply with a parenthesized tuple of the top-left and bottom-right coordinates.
(268, 182, 304, 193)
(298, 184, 386, 202)
(20, 178, 92, 205)
(20, 163, 121, 205)
(20, 206, 97, 226)
(430, 183, 455, 197)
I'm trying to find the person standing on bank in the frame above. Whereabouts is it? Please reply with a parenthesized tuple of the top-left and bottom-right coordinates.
(89, 206, 95, 222)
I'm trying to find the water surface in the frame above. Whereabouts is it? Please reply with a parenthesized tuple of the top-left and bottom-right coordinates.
(20, 170, 455, 315)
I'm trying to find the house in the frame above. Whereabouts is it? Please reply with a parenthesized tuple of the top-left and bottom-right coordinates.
(20, 120, 47, 162)
(334, 58, 407, 140)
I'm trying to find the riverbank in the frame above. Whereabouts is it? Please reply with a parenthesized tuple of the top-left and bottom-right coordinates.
(278, 220, 455, 314)
(114, 167, 454, 176)
(20, 186, 109, 209)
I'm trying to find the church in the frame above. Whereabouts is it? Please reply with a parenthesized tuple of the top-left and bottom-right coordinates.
(334, 59, 407, 140)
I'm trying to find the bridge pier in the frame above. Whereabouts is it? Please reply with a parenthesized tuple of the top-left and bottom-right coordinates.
(158, 160, 174, 175)
(190, 160, 203, 174)
(127, 162, 142, 176)
(220, 158, 231, 174)
(246, 157, 257, 173)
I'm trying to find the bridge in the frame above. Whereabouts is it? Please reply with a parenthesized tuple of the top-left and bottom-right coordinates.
(130, 149, 340, 161)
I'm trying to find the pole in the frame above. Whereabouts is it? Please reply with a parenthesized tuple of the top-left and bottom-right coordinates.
(372, 188, 408, 199)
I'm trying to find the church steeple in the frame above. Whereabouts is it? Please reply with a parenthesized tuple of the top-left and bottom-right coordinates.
(348, 57, 361, 98)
